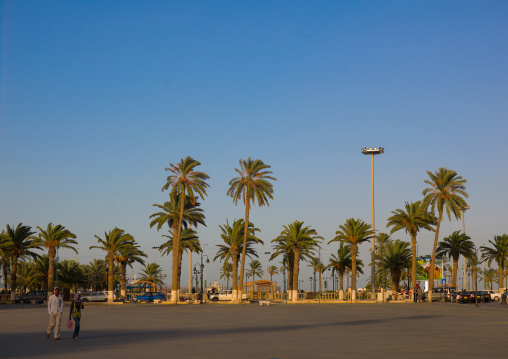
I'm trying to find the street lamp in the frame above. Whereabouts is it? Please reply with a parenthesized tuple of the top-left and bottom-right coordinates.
(152, 246, 160, 264)
(361, 146, 384, 299)
(461, 206, 470, 290)
(199, 254, 210, 304)
(309, 276, 313, 292)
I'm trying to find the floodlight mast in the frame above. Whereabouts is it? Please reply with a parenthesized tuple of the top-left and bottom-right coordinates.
(361, 147, 384, 300)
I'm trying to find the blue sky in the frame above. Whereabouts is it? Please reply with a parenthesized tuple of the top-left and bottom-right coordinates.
(1, 1, 507, 290)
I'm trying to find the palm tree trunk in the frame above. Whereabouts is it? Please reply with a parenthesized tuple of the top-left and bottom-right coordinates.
(48, 248, 55, 298)
(452, 256, 458, 288)
(339, 272, 344, 300)
(108, 253, 114, 302)
(499, 263, 504, 291)
(292, 248, 300, 302)
(410, 235, 417, 300)
(121, 262, 127, 299)
(188, 250, 192, 294)
(226, 276, 229, 291)
(428, 211, 443, 303)
(319, 270, 322, 298)
(10, 255, 18, 300)
(3, 261, 9, 294)
(171, 192, 186, 304)
(391, 271, 401, 300)
(231, 249, 238, 302)
(351, 246, 358, 301)
(178, 250, 183, 293)
(238, 199, 250, 303)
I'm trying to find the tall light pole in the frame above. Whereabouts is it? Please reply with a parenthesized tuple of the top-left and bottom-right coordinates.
(152, 246, 160, 265)
(461, 206, 470, 290)
(361, 146, 384, 298)
(264, 252, 270, 280)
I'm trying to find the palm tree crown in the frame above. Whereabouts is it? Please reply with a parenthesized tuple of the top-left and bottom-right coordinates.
(31, 223, 77, 296)
(227, 158, 276, 302)
(422, 168, 468, 301)
(481, 235, 508, 290)
(436, 230, 474, 288)
(330, 218, 373, 300)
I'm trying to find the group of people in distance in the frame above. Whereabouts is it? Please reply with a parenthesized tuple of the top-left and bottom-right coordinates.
(46, 287, 84, 340)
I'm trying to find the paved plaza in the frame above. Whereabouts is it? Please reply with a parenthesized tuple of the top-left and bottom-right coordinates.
(1, 301, 507, 358)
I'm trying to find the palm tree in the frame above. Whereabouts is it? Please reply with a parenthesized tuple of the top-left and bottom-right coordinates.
(375, 233, 393, 291)
(329, 244, 353, 300)
(84, 259, 107, 291)
(267, 265, 279, 283)
(33, 255, 51, 291)
(227, 158, 276, 302)
(214, 219, 262, 302)
(90, 228, 135, 302)
(30, 223, 78, 297)
(220, 262, 233, 290)
(422, 167, 468, 302)
(274, 221, 321, 302)
(150, 193, 206, 295)
(481, 235, 508, 290)
(58, 260, 87, 300)
(160, 228, 202, 294)
(138, 263, 165, 291)
(436, 231, 474, 288)
(0, 231, 11, 293)
(246, 260, 264, 291)
(115, 244, 146, 299)
(162, 156, 209, 303)
(376, 240, 412, 299)
(386, 201, 436, 298)
(4, 224, 39, 300)
(308, 257, 321, 292)
(330, 218, 374, 301)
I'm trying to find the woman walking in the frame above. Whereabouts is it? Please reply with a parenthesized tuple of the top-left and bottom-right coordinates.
(69, 294, 84, 340)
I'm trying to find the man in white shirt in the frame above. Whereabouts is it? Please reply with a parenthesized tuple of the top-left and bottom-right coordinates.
(46, 287, 64, 340)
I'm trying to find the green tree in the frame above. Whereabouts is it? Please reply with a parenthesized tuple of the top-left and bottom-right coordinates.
(308, 257, 322, 292)
(386, 201, 436, 298)
(4, 224, 39, 300)
(58, 260, 87, 300)
(138, 263, 165, 291)
(481, 235, 508, 290)
(376, 240, 412, 299)
(220, 262, 233, 290)
(330, 218, 373, 301)
(115, 244, 146, 299)
(227, 158, 275, 302)
(0, 231, 11, 293)
(33, 255, 51, 291)
(436, 231, 474, 288)
(422, 168, 468, 301)
(214, 219, 262, 301)
(83, 259, 107, 291)
(274, 221, 321, 302)
(162, 156, 209, 304)
(90, 228, 135, 302)
(30, 223, 78, 297)
(160, 228, 202, 294)
(267, 265, 279, 283)
(329, 244, 353, 300)
(246, 260, 264, 288)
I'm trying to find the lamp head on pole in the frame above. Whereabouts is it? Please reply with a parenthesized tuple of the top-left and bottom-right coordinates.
(361, 147, 385, 155)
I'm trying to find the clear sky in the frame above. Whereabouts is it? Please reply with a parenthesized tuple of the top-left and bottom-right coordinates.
(1, 1, 507, 290)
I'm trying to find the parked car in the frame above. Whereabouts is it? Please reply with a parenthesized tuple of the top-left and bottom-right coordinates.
(209, 290, 248, 302)
(486, 290, 502, 301)
(422, 287, 457, 302)
(133, 292, 166, 303)
(81, 291, 117, 302)
(15, 290, 48, 304)
(469, 291, 490, 303)
(455, 291, 474, 303)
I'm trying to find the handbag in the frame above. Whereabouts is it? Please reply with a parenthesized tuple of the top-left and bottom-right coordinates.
(67, 319, 73, 330)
